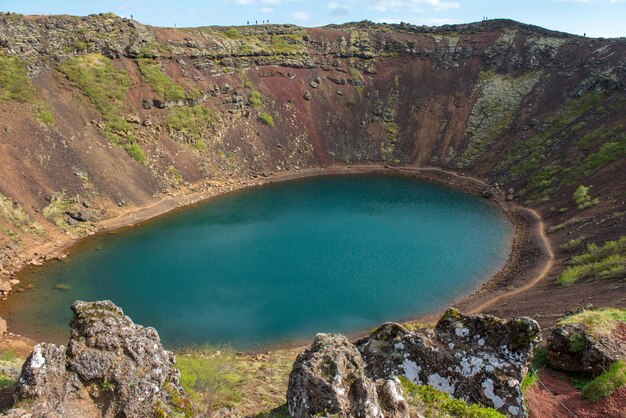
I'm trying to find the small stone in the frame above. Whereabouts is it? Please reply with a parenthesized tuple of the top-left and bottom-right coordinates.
(303, 92, 312, 101)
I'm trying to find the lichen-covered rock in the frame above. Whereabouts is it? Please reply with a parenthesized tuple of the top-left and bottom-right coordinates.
(547, 322, 626, 376)
(4, 300, 191, 418)
(356, 308, 541, 417)
(287, 333, 410, 418)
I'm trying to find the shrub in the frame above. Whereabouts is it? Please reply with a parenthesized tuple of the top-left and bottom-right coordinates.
(573, 185, 599, 210)
(249, 90, 263, 108)
(259, 112, 274, 126)
(557, 237, 626, 285)
(582, 361, 626, 401)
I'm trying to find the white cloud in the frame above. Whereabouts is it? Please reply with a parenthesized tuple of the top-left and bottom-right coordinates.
(371, 0, 460, 13)
(328, 1, 350, 16)
(292, 10, 310, 20)
(261, 7, 274, 12)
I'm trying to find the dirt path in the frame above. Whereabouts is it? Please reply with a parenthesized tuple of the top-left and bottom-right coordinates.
(469, 207, 555, 314)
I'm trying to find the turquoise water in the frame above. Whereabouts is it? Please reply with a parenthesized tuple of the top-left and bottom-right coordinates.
(3, 175, 512, 349)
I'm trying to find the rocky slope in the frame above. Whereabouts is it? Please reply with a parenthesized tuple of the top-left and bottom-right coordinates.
(0, 13, 624, 335)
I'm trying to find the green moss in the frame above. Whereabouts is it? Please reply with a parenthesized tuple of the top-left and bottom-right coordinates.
(569, 333, 586, 353)
(136, 58, 186, 101)
(582, 361, 626, 401)
(461, 71, 541, 167)
(497, 91, 606, 182)
(259, 112, 274, 127)
(399, 376, 504, 417)
(165, 105, 216, 142)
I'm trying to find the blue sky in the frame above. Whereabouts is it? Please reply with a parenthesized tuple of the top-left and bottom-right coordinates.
(1, 0, 625, 37)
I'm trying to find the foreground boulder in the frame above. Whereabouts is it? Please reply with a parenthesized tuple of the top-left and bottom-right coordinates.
(355, 309, 540, 417)
(547, 309, 626, 376)
(4, 300, 191, 418)
(287, 333, 410, 418)
(287, 309, 540, 418)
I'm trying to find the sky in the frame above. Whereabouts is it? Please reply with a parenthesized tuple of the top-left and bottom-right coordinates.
(1, 0, 625, 38)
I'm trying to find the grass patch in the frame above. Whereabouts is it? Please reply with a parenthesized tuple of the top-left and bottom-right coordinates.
(399, 376, 504, 417)
(557, 308, 626, 337)
(560, 238, 584, 251)
(222, 28, 241, 39)
(176, 346, 242, 412)
(136, 58, 187, 101)
(0, 53, 55, 125)
(165, 105, 216, 143)
(581, 361, 626, 401)
(349, 68, 362, 81)
(59, 54, 144, 162)
(557, 237, 626, 285)
(123, 142, 146, 163)
(520, 163, 561, 203)
(522, 346, 548, 391)
(259, 112, 274, 127)
(0, 53, 35, 102)
(249, 90, 263, 108)
(175, 345, 295, 416)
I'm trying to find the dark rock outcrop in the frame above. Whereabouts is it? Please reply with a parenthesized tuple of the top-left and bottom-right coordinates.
(547, 322, 626, 376)
(287, 333, 410, 418)
(355, 309, 540, 417)
(4, 301, 190, 418)
(287, 309, 540, 418)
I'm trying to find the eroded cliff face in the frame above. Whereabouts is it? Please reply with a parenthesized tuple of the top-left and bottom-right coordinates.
(0, 13, 624, 312)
